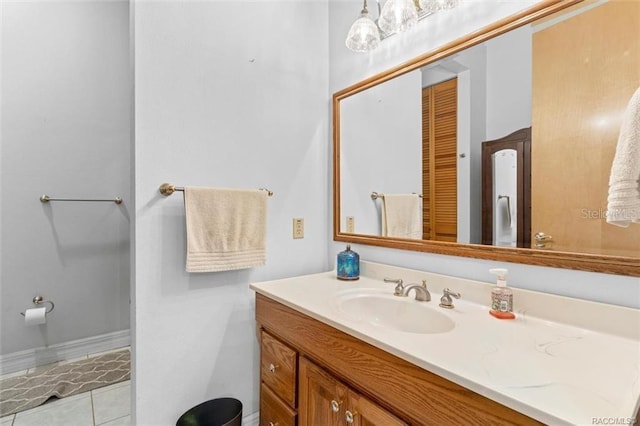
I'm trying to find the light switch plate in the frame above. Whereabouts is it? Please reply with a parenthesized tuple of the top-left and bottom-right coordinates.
(346, 216, 355, 233)
(293, 218, 304, 239)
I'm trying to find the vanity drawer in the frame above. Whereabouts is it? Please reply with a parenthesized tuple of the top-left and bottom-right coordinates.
(261, 330, 297, 407)
(260, 383, 297, 426)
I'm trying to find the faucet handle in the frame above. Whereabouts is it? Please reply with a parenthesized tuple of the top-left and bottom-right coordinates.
(384, 278, 404, 296)
(439, 288, 461, 309)
(443, 288, 460, 298)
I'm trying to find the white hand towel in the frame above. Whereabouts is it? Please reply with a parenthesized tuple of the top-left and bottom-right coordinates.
(607, 87, 640, 227)
(184, 187, 267, 272)
(381, 194, 422, 239)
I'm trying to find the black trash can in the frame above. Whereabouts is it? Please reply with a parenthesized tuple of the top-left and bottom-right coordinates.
(176, 398, 242, 426)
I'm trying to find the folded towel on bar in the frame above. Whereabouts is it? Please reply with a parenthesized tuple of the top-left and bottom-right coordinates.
(606, 86, 640, 227)
(381, 194, 422, 239)
(184, 186, 268, 272)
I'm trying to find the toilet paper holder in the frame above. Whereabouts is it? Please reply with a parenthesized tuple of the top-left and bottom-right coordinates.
(20, 296, 55, 317)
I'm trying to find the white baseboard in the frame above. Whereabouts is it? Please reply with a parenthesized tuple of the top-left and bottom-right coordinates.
(242, 411, 259, 426)
(0, 329, 130, 375)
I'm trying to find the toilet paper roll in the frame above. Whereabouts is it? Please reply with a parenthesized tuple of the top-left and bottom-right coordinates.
(24, 307, 47, 325)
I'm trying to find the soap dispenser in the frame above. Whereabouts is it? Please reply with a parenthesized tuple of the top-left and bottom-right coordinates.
(489, 268, 515, 319)
(337, 244, 359, 281)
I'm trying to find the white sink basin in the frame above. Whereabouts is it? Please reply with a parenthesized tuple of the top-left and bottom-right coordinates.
(335, 290, 455, 334)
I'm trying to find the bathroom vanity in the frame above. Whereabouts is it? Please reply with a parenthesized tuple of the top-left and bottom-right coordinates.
(251, 262, 640, 425)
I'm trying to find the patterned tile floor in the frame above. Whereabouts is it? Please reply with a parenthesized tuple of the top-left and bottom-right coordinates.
(0, 349, 130, 426)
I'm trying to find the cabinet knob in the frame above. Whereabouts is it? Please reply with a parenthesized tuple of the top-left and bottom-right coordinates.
(268, 422, 279, 426)
(345, 410, 357, 424)
(268, 363, 279, 373)
(330, 399, 341, 413)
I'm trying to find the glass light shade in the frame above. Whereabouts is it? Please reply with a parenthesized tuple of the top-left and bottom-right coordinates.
(345, 11, 381, 52)
(378, 0, 418, 35)
(442, 0, 459, 9)
(419, 0, 459, 13)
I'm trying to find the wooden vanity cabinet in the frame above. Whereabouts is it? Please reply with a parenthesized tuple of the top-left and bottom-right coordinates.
(257, 293, 541, 426)
(299, 356, 407, 426)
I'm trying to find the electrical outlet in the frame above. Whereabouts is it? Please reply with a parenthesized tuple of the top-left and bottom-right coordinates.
(346, 216, 355, 233)
(293, 218, 304, 239)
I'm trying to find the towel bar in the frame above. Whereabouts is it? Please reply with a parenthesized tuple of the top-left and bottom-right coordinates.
(371, 192, 422, 200)
(40, 195, 123, 204)
(159, 183, 273, 197)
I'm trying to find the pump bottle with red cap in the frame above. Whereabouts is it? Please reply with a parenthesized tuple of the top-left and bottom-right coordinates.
(489, 268, 515, 319)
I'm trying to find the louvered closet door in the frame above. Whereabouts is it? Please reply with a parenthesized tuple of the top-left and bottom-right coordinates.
(422, 78, 458, 242)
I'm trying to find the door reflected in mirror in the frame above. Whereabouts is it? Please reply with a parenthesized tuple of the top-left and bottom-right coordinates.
(481, 127, 531, 249)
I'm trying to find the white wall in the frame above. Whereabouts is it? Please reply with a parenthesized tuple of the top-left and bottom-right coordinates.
(328, 0, 640, 308)
(454, 44, 487, 244)
(133, 1, 329, 424)
(1, 0, 131, 357)
(485, 24, 533, 140)
(457, 70, 472, 242)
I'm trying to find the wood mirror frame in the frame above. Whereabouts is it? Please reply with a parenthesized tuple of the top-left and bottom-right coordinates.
(332, 0, 640, 277)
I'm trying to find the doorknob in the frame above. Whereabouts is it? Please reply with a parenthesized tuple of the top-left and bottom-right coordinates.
(534, 232, 553, 248)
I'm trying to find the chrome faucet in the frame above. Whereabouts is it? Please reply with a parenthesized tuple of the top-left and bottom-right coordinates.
(384, 278, 431, 301)
(401, 280, 431, 302)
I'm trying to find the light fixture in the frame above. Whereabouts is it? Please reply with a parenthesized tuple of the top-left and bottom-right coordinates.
(345, 0, 460, 53)
(378, 0, 418, 34)
(345, 0, 381, 52)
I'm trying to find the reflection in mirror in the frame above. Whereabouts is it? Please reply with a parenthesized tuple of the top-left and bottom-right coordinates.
(340, 22, 539, 244)
(334, 0, 640, 276)
(530, 0, 640, 258)
(493, 153, 518, 246)
(341, 71, 422, 237)
(481, 128, 531, 249)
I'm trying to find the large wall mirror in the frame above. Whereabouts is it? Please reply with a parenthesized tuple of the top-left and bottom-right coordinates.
(333, 0, 640, 276)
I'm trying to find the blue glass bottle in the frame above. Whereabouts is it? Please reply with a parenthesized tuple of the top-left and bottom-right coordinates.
(337, 244, 359, 280)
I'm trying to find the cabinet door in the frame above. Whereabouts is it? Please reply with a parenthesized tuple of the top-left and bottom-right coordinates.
(299, 357, 407, 426)
(347, 390, 407, 426)
(299, 357, 346, 426)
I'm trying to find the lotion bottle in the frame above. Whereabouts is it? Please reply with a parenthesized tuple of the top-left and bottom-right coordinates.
(489, 268, 515, 319)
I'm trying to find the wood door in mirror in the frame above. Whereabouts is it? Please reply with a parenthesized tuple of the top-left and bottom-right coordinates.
(423, 78, 458, 242)
(531, 0, 640, 258)
(481, 127, 531, 249)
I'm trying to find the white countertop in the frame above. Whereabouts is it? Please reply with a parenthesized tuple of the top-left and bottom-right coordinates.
(251, 262, 640, 425)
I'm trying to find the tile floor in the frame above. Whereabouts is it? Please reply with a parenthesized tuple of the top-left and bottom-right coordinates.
(0, 349, 131, 426)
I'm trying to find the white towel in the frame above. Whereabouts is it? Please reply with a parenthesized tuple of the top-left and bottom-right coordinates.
(184, 187, 267, 272)
(606, 87, 640, 227)
(381, 194, 422, 239)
